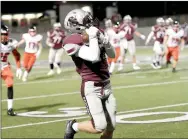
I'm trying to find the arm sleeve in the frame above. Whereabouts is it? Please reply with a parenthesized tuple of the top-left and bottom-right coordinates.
(146, 31, 154, 44)
(78, 37, 100, 62)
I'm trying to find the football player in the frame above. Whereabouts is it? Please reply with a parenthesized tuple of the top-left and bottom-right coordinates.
(104, 19, 121, 74)
(1, 25, 22, 116)
(16, 26, 43, 82)
(46, 22, 66, 76)
(165, 17, 173, 30)
(63, 9, 116, 139)
(145, 17, 166, 69)
(118, 15, 146, 71)
(164, 21, 185, 72)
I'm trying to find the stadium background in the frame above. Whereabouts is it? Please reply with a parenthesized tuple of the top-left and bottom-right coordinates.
(1, 1, 188, 138)
(1, 1, 188, 47)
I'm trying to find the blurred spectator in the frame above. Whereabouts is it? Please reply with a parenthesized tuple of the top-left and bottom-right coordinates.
(111, 11, 122, 25)
(20, 19, 27, 27)
(12, 20, 18, 27)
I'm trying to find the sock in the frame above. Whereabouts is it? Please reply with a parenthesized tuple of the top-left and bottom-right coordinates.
(23, 71, 29, 78)
(156, 61, 160, 66)
(50, 63, 54, 70)
(133, 63, 137, 67)
(109, 62, 115, 73)
(72, 123, 79, 132)
(119, 63, 123, 68)
(7, 99, 13, 110)
(7, 86, 13, 110)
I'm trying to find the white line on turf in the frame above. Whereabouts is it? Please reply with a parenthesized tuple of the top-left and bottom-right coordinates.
(180, 77, 188, 80)
(2, 102, 188, 130)
(2, 67, 188, 86)
(2, 80, 188, 102)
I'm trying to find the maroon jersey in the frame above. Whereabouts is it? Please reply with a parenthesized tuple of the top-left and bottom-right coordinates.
(63, 34, 110, 82)
(47, 29, 65, 49)
(152, 25, 166, 44)
(118, 23, 136, 41)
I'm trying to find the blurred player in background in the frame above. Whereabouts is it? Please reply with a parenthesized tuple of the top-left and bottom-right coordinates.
(182, 22, 188, 44)
(145, 17, 166, 69)
(63, 9, 116, 139)
(164, 21, 185, 72)
(165, 17, 173, 30)
(16, 26, 43, 82)
(46, 22, 66, 76)
(1, 25, 22, 116)
(105, 19, 121, 74)
(118, 15, 146, 71)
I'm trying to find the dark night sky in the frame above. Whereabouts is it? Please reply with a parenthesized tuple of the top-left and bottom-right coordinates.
(1, 1, 188, 20)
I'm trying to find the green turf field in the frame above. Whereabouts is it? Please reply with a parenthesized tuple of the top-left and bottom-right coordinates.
(1, 47, 188, 138)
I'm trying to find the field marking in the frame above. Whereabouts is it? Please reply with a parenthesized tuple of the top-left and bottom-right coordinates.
(2, 80, 188, 102)
(2, 102, 188, 130)
(3, 67, 188, 86)
(180, 76, 188, 80)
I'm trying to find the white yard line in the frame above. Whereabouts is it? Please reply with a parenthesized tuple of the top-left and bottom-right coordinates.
(2, 80, 188, 102)
(2, 102, 188, 130)
(180, 76, 188, 80)
(3, 67, 188, 86)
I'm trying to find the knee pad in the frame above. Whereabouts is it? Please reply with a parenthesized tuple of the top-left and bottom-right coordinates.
(174, 58, 178, 61)
(92, 114, 107, 132)
(6, 78, 13, 88)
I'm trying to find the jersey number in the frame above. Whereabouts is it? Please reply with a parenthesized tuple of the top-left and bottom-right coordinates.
(1, 53, 9, 62)
(156, 31, 165, 38)
(124, 26, 132, 35)
(52, 36, 62, 44)
(172, 38, 180, 44)
(29, 42, 37, 49)
(113, 39, 119, 44)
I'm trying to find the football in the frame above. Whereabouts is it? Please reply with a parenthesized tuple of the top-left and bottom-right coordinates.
(81, 30, 89, 43)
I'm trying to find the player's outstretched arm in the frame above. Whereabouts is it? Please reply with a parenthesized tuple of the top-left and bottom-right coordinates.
(145, 31, 154, 45)
(12, 49, 22, 79)
(36, 42, 43, 58)
(134, 31, 146, 40)
(180, 38, 185, 51)
(15, 39, 25, 48)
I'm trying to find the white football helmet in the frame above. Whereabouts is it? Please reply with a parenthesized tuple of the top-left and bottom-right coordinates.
(53, 22, 61, 30)
(64, 9, 94, 33)
(168, 17, 173, 25)
(28, 26, 37, 36)
(165, 19, 170, 26)
(123, 15, 132, 23)
(105, 19, 113, 28)
(156, 17, 165, 26)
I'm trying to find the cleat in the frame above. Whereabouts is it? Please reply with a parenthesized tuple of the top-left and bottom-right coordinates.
(7, 108, 17, 116)
(166, 61, 171, 68)
(47, 70, 55, 76)
(64, 120, 77, 139)
(22, 77, 27, 82)
(118, 66, 123, 71)
(57, 68, 62, 75)
(151, 63, 158, 69)
(133, 65, 141, 70)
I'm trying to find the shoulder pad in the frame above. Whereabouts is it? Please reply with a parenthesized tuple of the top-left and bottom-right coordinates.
(151, 26, 155, 31)
(64, 44, 80, 56)
(22, 33, 28, 40)
(9, 38, 18, 48)
(36, 34, 43, 41)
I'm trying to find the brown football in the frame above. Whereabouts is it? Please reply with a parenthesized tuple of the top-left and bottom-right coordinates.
(81, 31, 89, 43)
